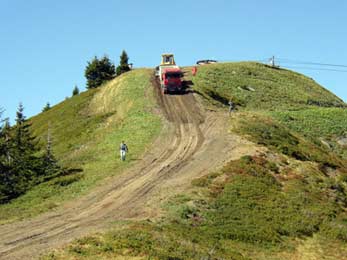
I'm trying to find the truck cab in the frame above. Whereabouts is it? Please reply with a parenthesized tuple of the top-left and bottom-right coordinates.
(161, 68, 183, 94)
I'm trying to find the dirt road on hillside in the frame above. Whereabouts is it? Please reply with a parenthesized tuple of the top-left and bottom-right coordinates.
(0, 77, 259, 259)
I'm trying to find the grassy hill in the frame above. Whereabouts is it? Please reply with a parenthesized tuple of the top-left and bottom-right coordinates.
(192, 62, 345, 110)
(42, 63, 347, 259)
(0, 69, 162, 223)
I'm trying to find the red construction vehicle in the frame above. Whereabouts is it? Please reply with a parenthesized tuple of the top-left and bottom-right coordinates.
(155, 54, 183, 94)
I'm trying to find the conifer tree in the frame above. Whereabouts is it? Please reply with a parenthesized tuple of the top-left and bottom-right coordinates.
(1, 119, 12, 165)
(42, 102, 51, 112)
(116, 50, 130, 76)
(14, 103, 37, 157)
(0, 105, 63, 203)
(85, 56, 116, 89)
(0, 114, 11, 202)
(72, 85, 79, 96)
(9, 103, 39, 196)
(0, 113, 18, 202)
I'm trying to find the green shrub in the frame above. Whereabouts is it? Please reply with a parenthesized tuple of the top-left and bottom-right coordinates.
(206, 174, 334, 244)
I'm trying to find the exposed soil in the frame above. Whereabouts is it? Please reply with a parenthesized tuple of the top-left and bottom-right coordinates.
(0, 76, 260, 259)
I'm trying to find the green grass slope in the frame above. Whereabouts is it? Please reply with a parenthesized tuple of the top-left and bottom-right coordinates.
(193, 62, 345, 110)
(0, 69, 162, 224)
(271, 108, 347, 159)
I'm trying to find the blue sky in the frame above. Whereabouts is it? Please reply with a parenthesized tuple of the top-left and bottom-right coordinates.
(1, 0, 346, 121)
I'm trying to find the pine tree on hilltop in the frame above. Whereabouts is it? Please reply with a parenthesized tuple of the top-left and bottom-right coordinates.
(42, 102, 51, 112)
(116, 50, 130, 76)
(72, 85, 79, 96)
(85, 55, 116, 89)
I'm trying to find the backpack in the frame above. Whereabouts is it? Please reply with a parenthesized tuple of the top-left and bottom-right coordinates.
(121, 143, 127, 151)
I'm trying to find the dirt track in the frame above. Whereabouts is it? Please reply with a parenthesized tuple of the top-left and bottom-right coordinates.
(0, 78, 259, 259)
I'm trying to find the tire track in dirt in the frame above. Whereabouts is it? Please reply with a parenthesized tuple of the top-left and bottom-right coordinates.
(0, 76, 258, 259)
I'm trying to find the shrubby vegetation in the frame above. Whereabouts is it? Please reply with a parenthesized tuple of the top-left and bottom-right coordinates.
(271, 108, 347, 159)
(44, 154, 347, 259)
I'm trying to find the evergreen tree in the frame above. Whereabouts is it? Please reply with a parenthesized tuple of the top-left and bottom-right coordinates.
(0, 116, 11, 202)
(116, 50, 130, 76)
(0, 104, 62, 203)
(42, 102, 51, 112)
(1, 119, 12, 165)
(0, 111, 8, 164)
(0, 113, 18, 202)
(72, 85, 79, 96)
(14, 103, 37, 156)
(10, 103, 40, 197)
(85, 55, 116, 89)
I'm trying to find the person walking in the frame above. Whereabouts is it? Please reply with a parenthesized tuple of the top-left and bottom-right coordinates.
(119, 141, 128, 161)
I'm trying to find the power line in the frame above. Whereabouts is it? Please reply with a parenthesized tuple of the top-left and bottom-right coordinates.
(276, 58, 347, 68)
(281, 65, 347, 73)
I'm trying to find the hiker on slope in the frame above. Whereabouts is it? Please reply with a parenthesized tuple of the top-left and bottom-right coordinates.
(119, 141, 129, 161)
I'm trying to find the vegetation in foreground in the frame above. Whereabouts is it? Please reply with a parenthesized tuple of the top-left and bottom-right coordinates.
(0, 69, 162, 224)
(43, 153, 347, 259)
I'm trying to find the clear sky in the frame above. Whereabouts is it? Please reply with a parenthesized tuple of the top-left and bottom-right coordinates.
(1, 0, 346, 121)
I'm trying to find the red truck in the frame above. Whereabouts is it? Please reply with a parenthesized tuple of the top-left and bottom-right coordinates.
(156, 54, 183, 94)
(160, 67, 183, 94)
